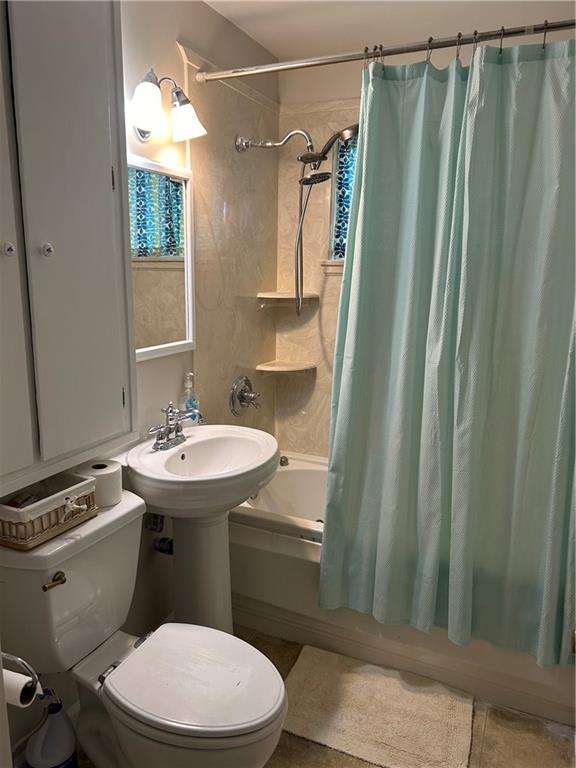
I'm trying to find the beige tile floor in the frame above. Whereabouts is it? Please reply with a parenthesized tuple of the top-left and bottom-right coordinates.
(79, 627, 575, 768)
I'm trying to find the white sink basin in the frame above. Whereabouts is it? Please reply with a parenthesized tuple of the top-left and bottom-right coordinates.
(126, 424, 279, 633)
(127, 425, 279, 517)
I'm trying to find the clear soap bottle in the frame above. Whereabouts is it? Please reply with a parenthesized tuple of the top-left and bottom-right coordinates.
(180, 371, 200, 423)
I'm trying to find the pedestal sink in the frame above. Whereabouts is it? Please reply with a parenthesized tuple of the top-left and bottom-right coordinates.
(127, 425, 279, 633)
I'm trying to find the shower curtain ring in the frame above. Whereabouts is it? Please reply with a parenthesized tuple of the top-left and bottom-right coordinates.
(499, 26, 505, 54)
(456, 32, 462, 60)
(363, 46, 369, 69)
(472, 30, 479, 55)
(379, 44, 384, 64)
(427, 36, 433, 63)
(372, 45, 379, 63)
(542, 19, 548, 49)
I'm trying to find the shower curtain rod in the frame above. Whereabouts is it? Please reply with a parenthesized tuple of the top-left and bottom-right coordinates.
(196, 18, 575, 83)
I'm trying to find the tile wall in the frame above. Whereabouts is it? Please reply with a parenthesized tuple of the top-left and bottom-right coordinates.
(274, 98, 360, 456)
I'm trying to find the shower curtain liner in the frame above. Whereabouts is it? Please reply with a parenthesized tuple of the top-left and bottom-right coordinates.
(320, 40, 575, 666)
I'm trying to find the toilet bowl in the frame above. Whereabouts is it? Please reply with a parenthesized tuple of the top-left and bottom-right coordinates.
(0, 492, 286, 768)
(74, 623, 287, 768)
(74, 622, 286, 768)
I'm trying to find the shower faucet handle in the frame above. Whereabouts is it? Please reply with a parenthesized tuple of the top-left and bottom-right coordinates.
(243, 390, 261, 409)
(229, 376, 261, 417)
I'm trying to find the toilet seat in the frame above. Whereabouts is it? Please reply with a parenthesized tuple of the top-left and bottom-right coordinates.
(103, 692, 287, 753)
(101, 623, 286, 742)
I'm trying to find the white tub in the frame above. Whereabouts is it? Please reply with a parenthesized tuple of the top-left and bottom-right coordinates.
(230, 452, 326, 544)
(229, 451, 574, 725)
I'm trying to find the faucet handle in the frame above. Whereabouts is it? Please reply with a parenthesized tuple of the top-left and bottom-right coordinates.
(243, 391, 261, 409)
(148, 423, 166, 435)
(160, 402, 180, 426)
(175, 408, 203, 427)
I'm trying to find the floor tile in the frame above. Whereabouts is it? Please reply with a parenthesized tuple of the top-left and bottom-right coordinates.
(266, 731, 376, 767)
(234, 624, 257, 644)
(468, 702, 489, 768)
(78, 747, 94, 767)
(239, 627, 303, 680)
(478, 705, 574, 768)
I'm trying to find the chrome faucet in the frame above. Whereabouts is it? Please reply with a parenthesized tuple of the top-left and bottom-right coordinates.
(148, 401, 203, 451)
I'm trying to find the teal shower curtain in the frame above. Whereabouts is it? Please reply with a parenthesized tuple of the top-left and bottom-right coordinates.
(320, 41, 575, 666)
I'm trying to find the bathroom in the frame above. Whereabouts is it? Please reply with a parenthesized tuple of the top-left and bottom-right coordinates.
(0, 0, 574, 766)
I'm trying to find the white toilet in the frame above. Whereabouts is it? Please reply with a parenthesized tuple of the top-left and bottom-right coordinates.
(0, 492, 287, 767)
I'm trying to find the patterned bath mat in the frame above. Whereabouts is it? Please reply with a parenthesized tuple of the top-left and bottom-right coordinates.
(284, 646, 473, 768)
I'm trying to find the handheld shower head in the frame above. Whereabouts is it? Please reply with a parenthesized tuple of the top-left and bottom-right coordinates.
(297, 123, 359, 166)
(317, 123, 359, 159)
(300, 170, 332, 185)
(298, 150, 328, 165)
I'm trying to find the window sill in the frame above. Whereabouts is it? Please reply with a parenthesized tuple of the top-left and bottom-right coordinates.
(136, 339, 195, 362)
(321, 260, 345, 276)
(132, 259, 185, 271)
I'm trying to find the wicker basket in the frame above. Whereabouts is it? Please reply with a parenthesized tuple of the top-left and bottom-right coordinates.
(0, 472, 97, 551)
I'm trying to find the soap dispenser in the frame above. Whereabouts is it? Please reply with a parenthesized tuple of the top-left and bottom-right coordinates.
(180, 372, 200, 423)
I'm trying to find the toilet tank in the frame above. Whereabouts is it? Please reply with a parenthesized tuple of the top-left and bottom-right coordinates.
(0, 491, 145, 673)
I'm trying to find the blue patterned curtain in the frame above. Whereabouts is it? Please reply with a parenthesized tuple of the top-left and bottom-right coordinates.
(128, 168, 184, 258)
(332, 138, 358, 260)
(320, 41, 575, 666)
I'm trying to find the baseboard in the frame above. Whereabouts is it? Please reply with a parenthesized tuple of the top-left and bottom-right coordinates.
(232, 594, 575, 726)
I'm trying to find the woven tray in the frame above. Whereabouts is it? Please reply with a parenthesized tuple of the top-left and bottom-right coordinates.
(0, 473, 97, 550)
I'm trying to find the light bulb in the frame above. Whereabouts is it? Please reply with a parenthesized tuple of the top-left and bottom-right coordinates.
(131, 69, 162, 141)
(171, 87, 207, 142)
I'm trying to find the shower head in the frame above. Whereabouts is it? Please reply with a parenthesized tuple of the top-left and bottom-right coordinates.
(300, 170, 332, 185)
(297, 123, 359, 165)
(298, 150, 328, 164)
(318, 123, 359, 158)
(338, 124, 359, 143)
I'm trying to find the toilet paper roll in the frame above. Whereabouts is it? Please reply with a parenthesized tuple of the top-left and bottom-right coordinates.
(2, 669, 42, 708)
(77, 459, 123, 508)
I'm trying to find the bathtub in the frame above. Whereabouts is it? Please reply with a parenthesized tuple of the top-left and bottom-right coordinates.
(230, 452, 327, 544)
(228, 450, 574, 725)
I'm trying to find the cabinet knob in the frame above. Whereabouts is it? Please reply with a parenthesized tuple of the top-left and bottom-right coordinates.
(40, 242, 54, 258)
(2, 242, 16, 257)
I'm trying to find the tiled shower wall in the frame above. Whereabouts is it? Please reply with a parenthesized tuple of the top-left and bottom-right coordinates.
(274, 98, 360, 457)
(182, 51, 279, 434)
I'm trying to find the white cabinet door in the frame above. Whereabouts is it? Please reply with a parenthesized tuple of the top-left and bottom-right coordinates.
(9, 1, 132, 460)
(0, 3, 36, 476)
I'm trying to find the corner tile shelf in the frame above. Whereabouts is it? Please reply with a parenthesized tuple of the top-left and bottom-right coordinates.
(255, 359, 317, 374)
(256, 291, 319, 309)
(320, 260, 344, 275)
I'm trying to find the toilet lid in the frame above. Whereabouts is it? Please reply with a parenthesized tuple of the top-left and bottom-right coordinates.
(102, 623, 285, 738)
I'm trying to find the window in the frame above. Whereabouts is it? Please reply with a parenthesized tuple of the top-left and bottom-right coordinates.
(128, 167, 185, 259)
(330, 136, 358, 260)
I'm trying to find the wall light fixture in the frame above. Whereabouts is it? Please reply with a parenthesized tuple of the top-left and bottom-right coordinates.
(131, 68, 207, 143)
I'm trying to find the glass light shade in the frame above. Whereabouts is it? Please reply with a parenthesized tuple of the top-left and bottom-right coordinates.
(131, 79, 162, 133)
(171, 102, 207, 142)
